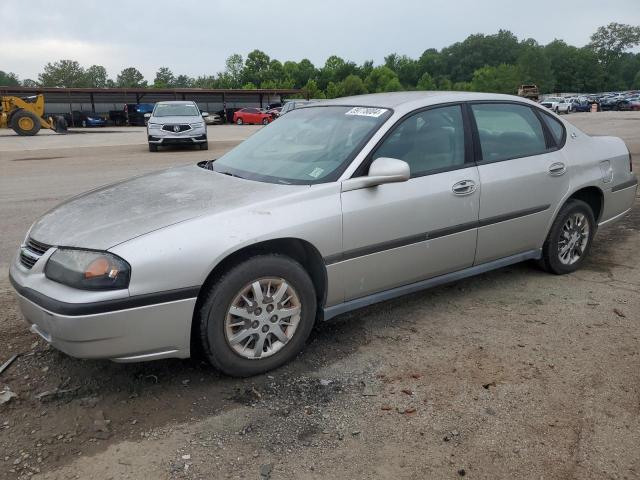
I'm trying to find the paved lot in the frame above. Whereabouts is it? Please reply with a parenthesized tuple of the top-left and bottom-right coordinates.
(0, 114, 638, 480)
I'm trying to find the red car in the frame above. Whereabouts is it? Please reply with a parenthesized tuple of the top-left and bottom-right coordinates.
(233, 108, 272, 125)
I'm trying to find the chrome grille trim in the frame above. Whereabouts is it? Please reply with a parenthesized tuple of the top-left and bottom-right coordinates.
(19, 237, 52, 270)
(161, 124, 191, 133)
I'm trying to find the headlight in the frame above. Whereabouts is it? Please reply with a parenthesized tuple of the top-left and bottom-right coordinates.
(148, 123, 162, 129)
(45, 249, 130, 290)
(191, 122, 205, 128)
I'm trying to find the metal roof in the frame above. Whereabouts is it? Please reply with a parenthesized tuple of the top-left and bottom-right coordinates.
(0, 86, 302, 95)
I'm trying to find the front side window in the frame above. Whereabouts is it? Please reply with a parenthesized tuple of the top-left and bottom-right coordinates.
(153, 103, 200, 117)
(471, 103, 547, 162)
(213, 106, 391, 184)
(373, 105, 466, 176)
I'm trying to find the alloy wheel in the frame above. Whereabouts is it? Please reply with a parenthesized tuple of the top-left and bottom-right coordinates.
(558, 213, 589, 265)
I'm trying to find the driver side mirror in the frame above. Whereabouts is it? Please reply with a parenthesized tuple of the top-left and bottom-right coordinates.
(144, 113, 151, 119)
(341, 157, 410, 192)
(201, 112, 209, 117)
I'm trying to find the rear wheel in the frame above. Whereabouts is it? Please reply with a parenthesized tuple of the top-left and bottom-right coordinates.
(197, 254, 317, 377)
(236, 118, 244, 125)
(148, 143, 158, 152)
(539, 199, 595, 275)
(10, 109, 41, 136)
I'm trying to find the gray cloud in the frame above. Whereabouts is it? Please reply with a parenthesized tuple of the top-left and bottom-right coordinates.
(1, 0, 638, 81)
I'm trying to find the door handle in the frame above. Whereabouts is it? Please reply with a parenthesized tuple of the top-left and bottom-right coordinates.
(452, 180, 477, 196)
(548, 162, 566, 176)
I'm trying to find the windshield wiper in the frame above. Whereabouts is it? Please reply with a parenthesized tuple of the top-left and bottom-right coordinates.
(217, 170, 246, 180)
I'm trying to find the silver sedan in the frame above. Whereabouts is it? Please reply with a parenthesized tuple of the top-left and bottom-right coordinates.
(9, 92, 637, 376)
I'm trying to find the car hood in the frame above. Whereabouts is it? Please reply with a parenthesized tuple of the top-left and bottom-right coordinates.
(149, 115, 202, 124)
(28, 165, 301, 250)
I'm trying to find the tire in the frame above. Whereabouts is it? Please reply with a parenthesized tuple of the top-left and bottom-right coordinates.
(54, 116, 68, 133)
(236, 118, 243, 125)
(538, 199, 595, 275)
(262, 117, 269, 125)
(199, 141, 209, 150)
(197, 254, 317, 377)
(554, 107, 559, 114)
(81, 120, 87, 128)
(10, 109, 41, 136)
(148, 143, 158, 152)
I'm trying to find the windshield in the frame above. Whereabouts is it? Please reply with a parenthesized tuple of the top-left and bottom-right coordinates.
(212, 106, 391, 184)
(154, 103, 200, 117)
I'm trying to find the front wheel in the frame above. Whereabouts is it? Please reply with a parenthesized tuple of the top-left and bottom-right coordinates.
(197, 255, 317, 377)
(539, 199, 595, 275)
(199, 141, 208, 150)
(236, 118, 243, 125)
(148, 143, 158, 152)
(262, 117, 269, 125)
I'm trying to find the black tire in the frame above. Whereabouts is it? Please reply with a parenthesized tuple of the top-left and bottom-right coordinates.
(54, 116, 68, 133)
(10, 109, 41, 136)
(199, 141, 208, 150)
(148, 143, 158, 152)
(81, 120, 87, 128)
(262, 117, 269, 125)
(554, 107, 559, 114)
(197, 254, 317, 377)
(236, 118, 243, 125)
(538, 199, 596, 275)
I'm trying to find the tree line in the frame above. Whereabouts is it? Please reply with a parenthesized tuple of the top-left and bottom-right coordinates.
(1, 23, 639, 98)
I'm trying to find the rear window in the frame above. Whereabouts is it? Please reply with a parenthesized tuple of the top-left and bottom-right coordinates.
(471, 103, 547, 162)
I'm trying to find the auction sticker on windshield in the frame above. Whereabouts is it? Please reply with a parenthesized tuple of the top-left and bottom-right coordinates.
(345, 107, 388, 118)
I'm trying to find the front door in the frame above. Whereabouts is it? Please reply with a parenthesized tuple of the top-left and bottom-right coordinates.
(339, 104, 480, 301)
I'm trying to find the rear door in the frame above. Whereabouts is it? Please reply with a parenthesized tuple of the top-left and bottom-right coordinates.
(339, 104, 480, 301)
(469, 102, 571, 264)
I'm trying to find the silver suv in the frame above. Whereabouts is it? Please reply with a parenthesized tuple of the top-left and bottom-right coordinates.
(9, 92, 637, 377)
(146, 101, 209, 151)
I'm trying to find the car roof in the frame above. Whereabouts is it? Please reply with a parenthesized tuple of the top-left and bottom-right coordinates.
(318, 91, 539, 110)
(155, 101, 196, 105)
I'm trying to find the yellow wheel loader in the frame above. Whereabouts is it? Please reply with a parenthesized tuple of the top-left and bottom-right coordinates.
(0, 94, 67, 136)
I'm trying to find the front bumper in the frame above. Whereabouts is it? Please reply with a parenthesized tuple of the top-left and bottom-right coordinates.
(9, 261, 197, 362)
(147, 124, 207, 144)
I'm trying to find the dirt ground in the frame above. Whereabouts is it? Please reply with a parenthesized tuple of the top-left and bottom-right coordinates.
(0, 114, 639, 480)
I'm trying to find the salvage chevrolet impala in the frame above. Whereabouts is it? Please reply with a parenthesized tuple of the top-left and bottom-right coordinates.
(9, 92, 637, 376)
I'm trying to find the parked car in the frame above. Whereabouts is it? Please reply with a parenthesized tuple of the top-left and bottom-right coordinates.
(126, 103, 155, 126)
(145, 101, 209, 151)
(204, 112, 223, 125)
(540, 97, 571, 114)
(569, 98, 593, 113)
(267, 107, 283, 119)
(64, 111, 107, 127)
(233, 108, 272, 125)
(614, 99, 640, 111)
(9, 92, 637, 377)
(280, 99, 320, 116)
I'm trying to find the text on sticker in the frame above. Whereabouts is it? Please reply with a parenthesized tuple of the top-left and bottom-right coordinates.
(345, 107, 388, 118)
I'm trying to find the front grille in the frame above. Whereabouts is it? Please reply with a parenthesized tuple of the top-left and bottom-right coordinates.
(162, 124, 191, 133)
(19, 237, 51, 270)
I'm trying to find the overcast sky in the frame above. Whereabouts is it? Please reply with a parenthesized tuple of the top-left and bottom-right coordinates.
(1, 0, 639, 81)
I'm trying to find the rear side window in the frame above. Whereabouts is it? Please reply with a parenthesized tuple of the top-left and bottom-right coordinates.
(540, 113, 565, 146)
(471, 103, 547, 162)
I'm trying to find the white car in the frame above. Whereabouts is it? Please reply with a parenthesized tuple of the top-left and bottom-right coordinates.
(541, 97, 571, 114)
(145, 101, 209, 151)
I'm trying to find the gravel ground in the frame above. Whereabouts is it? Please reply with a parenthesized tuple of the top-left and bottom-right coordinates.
(0, 114, 638, 480)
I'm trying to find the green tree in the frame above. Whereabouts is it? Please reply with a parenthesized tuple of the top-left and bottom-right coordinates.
(633, 71, 640, 89)
(242, 82, 257, 90)
(517, 43, 554, 92)
(116, 67, 147, 88)
(243, 50, 271, 86)
(84, 65, 108, 88)
(301, 79, 325, 99)
(416, 72, 436, 90)
(22, 78, 39, 87)
(385, 54, 420, 87)
(318, 55, 357, 89)
(589, 23, 640, 64)
(326, 81, 342, 99)
(339, 75, 367, 96)
(471, 64, 522, 93)
(365, 66, 400, 93)
(223, 53, 244, 88)
(0, 70, 20, 86)
(154, 67, 175, 88)
(174, 74, 194, 88)
(38, 60, 86, 87)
